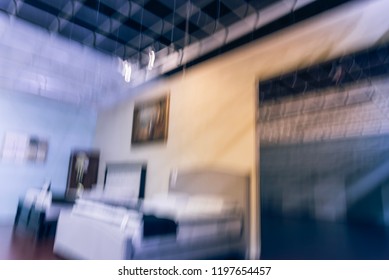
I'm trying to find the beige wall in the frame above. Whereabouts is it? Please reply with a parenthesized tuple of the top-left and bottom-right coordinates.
(94, 0, 389, 259)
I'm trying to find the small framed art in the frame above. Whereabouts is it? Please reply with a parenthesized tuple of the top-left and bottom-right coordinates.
(131, 94, 170, 145)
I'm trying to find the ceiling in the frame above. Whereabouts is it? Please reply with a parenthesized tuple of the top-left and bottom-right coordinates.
(0, 0, 363, 107)
(0, 1, 351, 78)
(1, 0, 281, 59)
(0, 0, 300, 63)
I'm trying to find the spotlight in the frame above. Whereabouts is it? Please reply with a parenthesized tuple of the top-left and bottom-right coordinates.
(120, 59, 132, 83)
(147, 50, 155, 71)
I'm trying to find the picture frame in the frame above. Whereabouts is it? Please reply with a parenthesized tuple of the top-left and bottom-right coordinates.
(131, 94, 170, 145)
(1, 132, 49, 163)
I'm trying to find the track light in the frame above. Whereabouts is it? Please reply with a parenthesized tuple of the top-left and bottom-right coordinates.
(123, 61, 131, 83)
(147, 50, 155, 71)
(120, 59, 132, 83)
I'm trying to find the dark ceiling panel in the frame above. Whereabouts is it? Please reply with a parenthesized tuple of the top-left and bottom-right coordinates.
(131, 9, 160, 29)
(176, 20, 200, 34)
(99, 0, 128, 11)
(163, 0, 188, 10)
(163, 27, 185, 44)
(191, 28, 212, 41)
(164, 11, 186, 26)
(75, 5, 108, 29)
(116, 25, 140, 44)
(123, 17, 143, 33)
(246, 0, 280, 10)
(17, 3, 56, 30)
(0, 1, 13, 13)
(59, 21, 93, 43)
(39, 0, 69, 11)
(194, 0, 215, 9)
(218, 11, 242, 26)
(223, 0, 250, 10)
(144, 1, 173, 18)
(23, 0, 63, 17)
(202, 1, 233, 20)
(96, 36, 120, 53)
(83, 0, 118, 17)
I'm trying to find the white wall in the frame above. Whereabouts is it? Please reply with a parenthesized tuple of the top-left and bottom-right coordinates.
(94, 0, 389, 259)
(0, 90, 96, 223)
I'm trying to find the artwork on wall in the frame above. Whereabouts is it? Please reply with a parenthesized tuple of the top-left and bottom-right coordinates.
(131, 94, 170, 145)
(66, 150, 99, 198)
(0, 132, 48, 163)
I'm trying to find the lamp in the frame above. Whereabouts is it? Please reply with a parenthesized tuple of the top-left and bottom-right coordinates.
(147, 50, 155, 71)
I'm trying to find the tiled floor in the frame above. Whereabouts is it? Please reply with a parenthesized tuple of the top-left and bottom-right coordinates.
(0, 226, 59, 260)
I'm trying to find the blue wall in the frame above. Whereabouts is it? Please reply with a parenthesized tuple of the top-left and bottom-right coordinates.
(0, 90, 96, 223)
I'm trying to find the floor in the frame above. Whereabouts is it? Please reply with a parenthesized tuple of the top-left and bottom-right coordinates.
(0, 226, 60, 260)
(261, 215, 389, 260)
(0, 225, 243, 260)
(6, 214, 389, 260)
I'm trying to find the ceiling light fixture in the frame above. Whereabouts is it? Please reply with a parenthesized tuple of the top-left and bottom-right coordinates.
(147, 50, 155, 71)
(120, 59, 132, 83)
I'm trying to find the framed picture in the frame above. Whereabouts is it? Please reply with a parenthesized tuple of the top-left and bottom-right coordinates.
(1, 132, 48, 163)
(131, 94, 170, 145)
